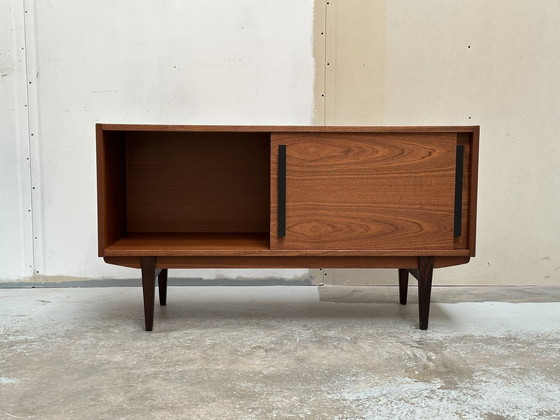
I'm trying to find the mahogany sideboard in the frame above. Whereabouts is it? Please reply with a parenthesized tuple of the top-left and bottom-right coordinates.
(96, 124, 479, 330)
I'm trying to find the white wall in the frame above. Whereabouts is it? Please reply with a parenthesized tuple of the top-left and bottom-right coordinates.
(3, 0, 560, 286)
(1, 0, 314, 283)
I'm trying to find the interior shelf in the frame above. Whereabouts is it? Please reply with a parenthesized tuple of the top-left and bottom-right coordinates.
(105, 232, 270, 256)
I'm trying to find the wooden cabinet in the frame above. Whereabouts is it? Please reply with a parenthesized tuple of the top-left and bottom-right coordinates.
(97, 124, 479, 331)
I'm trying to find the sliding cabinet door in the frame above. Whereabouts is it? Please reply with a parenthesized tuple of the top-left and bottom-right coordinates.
(270, 133, 458, 251)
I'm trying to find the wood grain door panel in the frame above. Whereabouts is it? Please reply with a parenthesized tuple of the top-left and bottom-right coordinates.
(271, 133, 457, 250)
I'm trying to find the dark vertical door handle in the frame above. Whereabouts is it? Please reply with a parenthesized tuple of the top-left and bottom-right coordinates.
(278, 145, 287, 237)
(454, 144, 465, 237)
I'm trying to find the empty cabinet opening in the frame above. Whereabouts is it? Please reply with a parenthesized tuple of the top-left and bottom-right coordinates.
(99, 130, 270, 253)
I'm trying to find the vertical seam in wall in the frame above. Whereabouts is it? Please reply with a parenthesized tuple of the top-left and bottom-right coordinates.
(9, 0, 34, 280)
(323, 0, 328, 126)
(312, 0, 327, 125)
(21, 0, 37, 283)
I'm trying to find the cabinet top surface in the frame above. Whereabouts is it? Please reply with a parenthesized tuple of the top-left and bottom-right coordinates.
(97, 124, 479, 133)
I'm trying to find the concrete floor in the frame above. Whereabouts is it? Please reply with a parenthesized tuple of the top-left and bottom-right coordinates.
(1, 285, 559, 419)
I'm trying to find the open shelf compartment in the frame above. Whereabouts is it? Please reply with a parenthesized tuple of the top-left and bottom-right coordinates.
(97, 127, 271, 255)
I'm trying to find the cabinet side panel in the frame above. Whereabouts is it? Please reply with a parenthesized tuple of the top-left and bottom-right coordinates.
(271, 133, 457, 251)
(96, 126, 127, 256)
(468, 126, 479, 257)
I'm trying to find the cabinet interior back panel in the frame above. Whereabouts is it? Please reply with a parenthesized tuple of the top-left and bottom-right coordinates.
(271, 133, 458, 250)
(125, 132, 270, 233)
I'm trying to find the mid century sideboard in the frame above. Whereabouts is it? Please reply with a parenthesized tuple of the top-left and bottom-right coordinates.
(96, 124, 479, 330)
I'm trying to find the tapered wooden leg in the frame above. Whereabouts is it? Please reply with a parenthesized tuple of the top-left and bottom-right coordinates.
(398, 269, 409, 305)
(417, 256, 434, 330)
(158, 268, 168, 306)
(141, 257, 156, 331)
